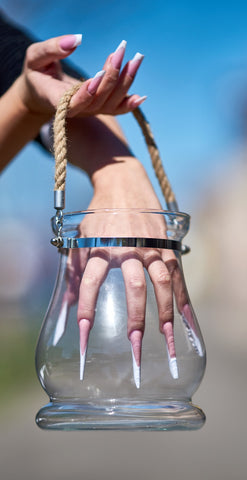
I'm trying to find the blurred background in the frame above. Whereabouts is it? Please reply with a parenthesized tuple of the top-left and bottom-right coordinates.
(0, 1, 247, 479)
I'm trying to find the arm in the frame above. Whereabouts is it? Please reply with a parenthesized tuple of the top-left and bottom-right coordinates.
(0, 34, 146, 173)
(0, 78, 50, 171)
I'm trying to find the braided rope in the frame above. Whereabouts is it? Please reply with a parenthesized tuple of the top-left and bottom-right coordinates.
(53, 83, 82, 191)
(53, 81, 177, 208)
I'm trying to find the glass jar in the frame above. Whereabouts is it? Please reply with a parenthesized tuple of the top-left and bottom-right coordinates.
(35, 209, 206, 430)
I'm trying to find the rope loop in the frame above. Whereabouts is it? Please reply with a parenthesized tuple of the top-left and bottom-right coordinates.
(53, 80, 177, 209)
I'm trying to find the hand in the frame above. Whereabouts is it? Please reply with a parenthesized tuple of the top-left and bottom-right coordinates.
(17, 35, 146, 119)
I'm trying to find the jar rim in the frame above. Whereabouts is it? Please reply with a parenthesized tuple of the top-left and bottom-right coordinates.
(61, 208, 190, 219)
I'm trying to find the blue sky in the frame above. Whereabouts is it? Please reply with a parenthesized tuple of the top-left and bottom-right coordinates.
(1, 0, 247, 216)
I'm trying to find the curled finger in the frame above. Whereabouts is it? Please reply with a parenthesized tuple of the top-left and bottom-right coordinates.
(53, 248, 82, 346)
(121, 254, 146, 388)
(147, 254, 178, 379)
(164, 253, 203, 356)
(77, 252, 109, 379)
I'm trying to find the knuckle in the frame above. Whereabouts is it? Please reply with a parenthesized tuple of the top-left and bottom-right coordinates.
(128, 315, 144, 332)
(159, 305, 174, 326)
(127, 276, 145, 292)
(156, 271, 172, 287)
(77, 304, 93, 323)
(25, 44, 34, 64)
(105, 70, 118, 84)
(165, 259, 179, 276)
(82, 273, 100, 288)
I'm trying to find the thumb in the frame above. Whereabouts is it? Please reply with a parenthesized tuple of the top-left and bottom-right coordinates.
(25, 34, 82, 70)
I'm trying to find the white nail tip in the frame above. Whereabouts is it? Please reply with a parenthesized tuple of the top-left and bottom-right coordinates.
(182, 314, 203, 357)
(94, 69, 106, 79)
(116, 39, 127, 51)
(80, 348, 86, 381)
(133, 95, 147, 106)
(132, 52, 144, 62)
(131, 345, 141, 389)
(53, 300, 68, 346)
(73, 34, 82, 47)
(168, 356, 179, 379)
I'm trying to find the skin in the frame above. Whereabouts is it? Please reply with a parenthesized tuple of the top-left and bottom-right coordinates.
(0, 34, 191, 364)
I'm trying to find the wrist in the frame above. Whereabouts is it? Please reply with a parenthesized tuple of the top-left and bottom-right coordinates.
(13, 75, 52, 124)
(91, 158, 162, 209)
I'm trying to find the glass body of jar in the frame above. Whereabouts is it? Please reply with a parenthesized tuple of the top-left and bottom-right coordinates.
(35, 209, 206, 430)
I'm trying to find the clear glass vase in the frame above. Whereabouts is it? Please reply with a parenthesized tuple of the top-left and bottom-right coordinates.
(35, 208, 206, 430)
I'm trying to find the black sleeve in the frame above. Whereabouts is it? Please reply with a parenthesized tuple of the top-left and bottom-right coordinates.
(0, 10, 87, 151)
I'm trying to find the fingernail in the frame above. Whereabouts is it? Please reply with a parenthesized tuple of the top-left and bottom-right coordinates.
(59, 34, 82, 51)
(127, 52, 144, 78)
(78, 319, 91, 380)
(162, 322, 179, 379)
(53, 298, 69, 346)
(132, 95, 147, 107)
(182, 304, 203, 357)
(87, 70, 106, 95)
(168, 353, 179, 380)
(111, 39, 127, 69)
(129, 330, 142, 389)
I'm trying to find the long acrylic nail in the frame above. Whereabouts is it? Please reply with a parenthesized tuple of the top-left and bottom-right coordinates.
(129, 330, 142, 389)
(53, 298, 69, 346)
(78, 319, 91, 380)
(111, 40, 127, 69)
(59, 34, 82, 51)
(132, 95, 147, 107)
(87, 70, 106, 95)
(127, 52, 144, 78)
(182, 304, 203, 356)
(162, 322, 178, 379)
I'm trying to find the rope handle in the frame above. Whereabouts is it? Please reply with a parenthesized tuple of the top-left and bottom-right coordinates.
(53, 81, 178, 211)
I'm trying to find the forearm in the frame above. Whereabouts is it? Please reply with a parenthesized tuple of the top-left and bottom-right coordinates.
(0, 77, 50, 171)
(66, 114, 161, 209)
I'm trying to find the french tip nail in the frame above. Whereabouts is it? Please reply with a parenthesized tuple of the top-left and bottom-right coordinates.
(73, 34, 83, 47)
(133, 95, 147, 106)
(182, 308, 204, 357)
(168, 355, 179, 379)
(132, 52, 144, 62)
(131, 345, 141, 388)
(78, 319, 91, 380)
(80, 347, 87, 381)
(53, 300, 68, 346)
(116, 39, 127, 51)
(87, 70, 106, 95)
(94, 69, 106, 78)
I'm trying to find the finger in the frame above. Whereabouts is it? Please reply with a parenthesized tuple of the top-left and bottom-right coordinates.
(53, 249, 82, 346)
(77, 252, 109, 380)
(121, 255, 146, 388)
(147, 257, 174, 332)
(104, 52, 144, 109)
(163, 254, 188, 313)
(121, 255, 146, 337)
(25, 34, 82, 70)
(69, 71, 106, 115)
(77, 253, 109, 325)
(90, 40, 127, 109)
(65, 248, 83, 304)
(147, 255, 178, 378)
(164, 253, 203, 357)
(113, 94, 147, 115)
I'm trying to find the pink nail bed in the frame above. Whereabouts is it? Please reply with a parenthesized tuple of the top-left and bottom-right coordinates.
(87, 70, 106, 95)
(127, 52, 144, 77)
(111, 40, 127, 69)
(59, 34, 82, 51)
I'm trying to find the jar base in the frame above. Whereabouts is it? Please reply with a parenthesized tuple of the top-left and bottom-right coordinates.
(35, 400, 206, 431)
